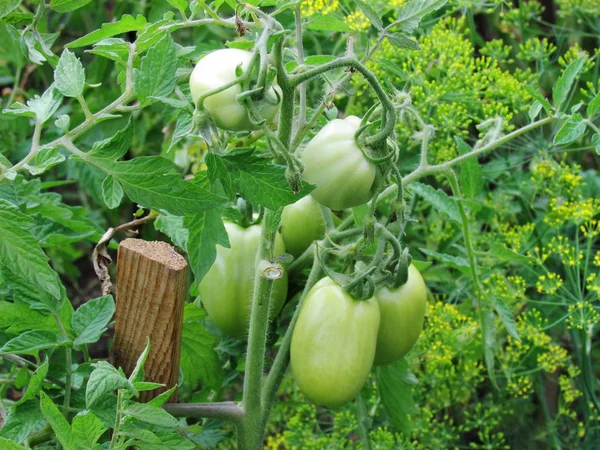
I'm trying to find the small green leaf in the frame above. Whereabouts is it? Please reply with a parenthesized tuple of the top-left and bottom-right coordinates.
(40, 392, 75, 450)
(489, 243, 535, 264)
(592, 134, 600, 155)
(129, 338, 151, 383)
(86, 361, 136, 408)
(0, 0, 21, 19)
(0, 401, 45, 443)
(28, 147, 65, 176)
(180, 304, 223, 390)
(49, 0, 92, 13)
(0, 438, 28, 450)
(122, 403, 179, 428)
(410, 182, 460, 223)
(524, 86, 551, 113)
(15, 360, 49, 406)
(72, 295, 115, 345)
(71, 411, 106, 448)
(554, 114, 586, 145)
(377, 358, 418, 433)
(528, 100, 543, 121)
(87, 120, 133, 161)
(492, 297, 519, 341)
(306, 14, 351, 32)
(0, 330, 63, 355)
(455, 137, 483, 199)
(67, 15, 147, 49)
(395, 0, 448, 34)
(553, 56, 586, 110)
(134, 34, 177, 104)
(101, 175, 124, 209)
(587, 91, 600, 118)
(355, 0, 382, 30)
(385, 33, 420, 50)
(54, 49, 85, 97)
(184, 209, 229, 283)
(419, 248, 471, 275)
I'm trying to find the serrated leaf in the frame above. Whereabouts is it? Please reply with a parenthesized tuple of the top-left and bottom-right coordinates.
(385, 33, 420, 50)
(592, 134, 600, 155)
(524, 85, 551, 113)
(28, 147, 66, 176)
(134, 34, 177, 104)
(155, 213, 188, 249)
(184, 209, 229, 283)
(355, 0, 382, 30)
(147, 386, 177, 407)
(410, 182, 460, 223)
(492, 297, 519, 341)
(167, 0, 188, 11)
(0, 200, 63, 300)
(0, 330, 63, 355)
(0, 401, 45, 443)
(122, 403, 179, 428)
(489, 243, 535, 264)
(3, 87, 62, 123)
(455, 137, 483, 199)
(306, 14, 351, 32)
(87, 120, 133, 161)
(129, 338, 150, 383)
(374, 59, 407, 80)
(180, 304, 223, 390)
(86, 361, 136, 408)
(49, 0, 92, 13)
(101, 175, 124, 209)
(394, 0, 447, 34)
(88, 156, 225, 216)
(554, 114, 586, 145)
(67, 15, 147, 49)
(40, 392, 75, 450)
(71, 295, 115, 345)
(553, 56, 586, 110)
(0, 0, 21, 19)
(206, 151, 313, 209)
(71, 411, 106, 448)
(15, 360, 49, 406)
(54, 49, 85, 97)
(419, 248, 471, 275)
(0, 438, 28, 450)
(587, 91, 600, 118)
(377, 358, 417, 433)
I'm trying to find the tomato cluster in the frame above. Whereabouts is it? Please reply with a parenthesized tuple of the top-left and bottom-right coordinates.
(290, 265, 427, 407)
(192, 49, 427, 408)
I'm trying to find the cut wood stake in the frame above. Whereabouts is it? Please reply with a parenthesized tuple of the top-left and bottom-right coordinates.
(113, 238, 187, 402)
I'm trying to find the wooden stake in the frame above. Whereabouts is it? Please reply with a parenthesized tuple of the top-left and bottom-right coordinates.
(113, 238, 187, 402)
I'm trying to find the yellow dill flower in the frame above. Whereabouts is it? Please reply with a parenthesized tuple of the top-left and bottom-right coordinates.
(559, 372, 583, 403)
(390, 0, 406, 7)
(581, 220, 600, 239)
(507, 376, 534, 398)
(344, 10, 370, 32)
(537, 344, 569, 372)
(594, 251, 600, 267)
(567, 301, 599, 330)
(536, 273, 563, 295)
(300, 0, 339, 16)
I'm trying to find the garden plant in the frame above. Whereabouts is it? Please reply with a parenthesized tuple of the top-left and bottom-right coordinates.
(0, 0, 599, 449)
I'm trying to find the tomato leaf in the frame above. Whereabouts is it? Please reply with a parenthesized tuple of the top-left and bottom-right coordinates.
(410, 182, 461, 223)
(40, 392, 75, 450)
(49, 0, 92, 13)
(554, 113, 586, 145)
(0, 200, 63, 300)
(15, 360, 49, 407)
(122, 403, 179, 428)
(355, 0, 383, 30)
(71, 411, 106, 448)
(67, 14, 147, 49)
(455, 137, 483, 199)
(0, 401, 45, 443)
(394, 0, 448, 34)
(377, 358, 418, 433)
(552, 56, 586, 110)
(71, 295, 115, 346)
(134, 34, 177, 104)
(206, 150, 314, 209)
(54, 49, 85, 98)
(180, 304, 223, 391)
(587, 90, 600, 118)
(86, 361, 137, 408)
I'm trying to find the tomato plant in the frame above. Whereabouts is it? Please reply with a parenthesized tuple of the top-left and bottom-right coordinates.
(290, 277, 380, 407)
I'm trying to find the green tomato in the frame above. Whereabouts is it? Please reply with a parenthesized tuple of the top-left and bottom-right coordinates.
(189, 48, 280, 131)
(291, 277, 380, 407)
(280, 196, 326, 258)
(301, 115, 376, 210)
(373, 264, 427, 366)
(198, 222, 288, 340)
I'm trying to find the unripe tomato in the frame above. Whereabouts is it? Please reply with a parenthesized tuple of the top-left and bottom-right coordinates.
(280, 196, 326, 258)
(301, 115, 376, 210)
(198, 222, 288, 339)
(189, 48, 280, 131)
(291, 277, 380, 407)
(373, 264, 427, 366)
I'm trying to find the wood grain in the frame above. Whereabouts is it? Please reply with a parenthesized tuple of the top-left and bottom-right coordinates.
(113, 238, 187, 402)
